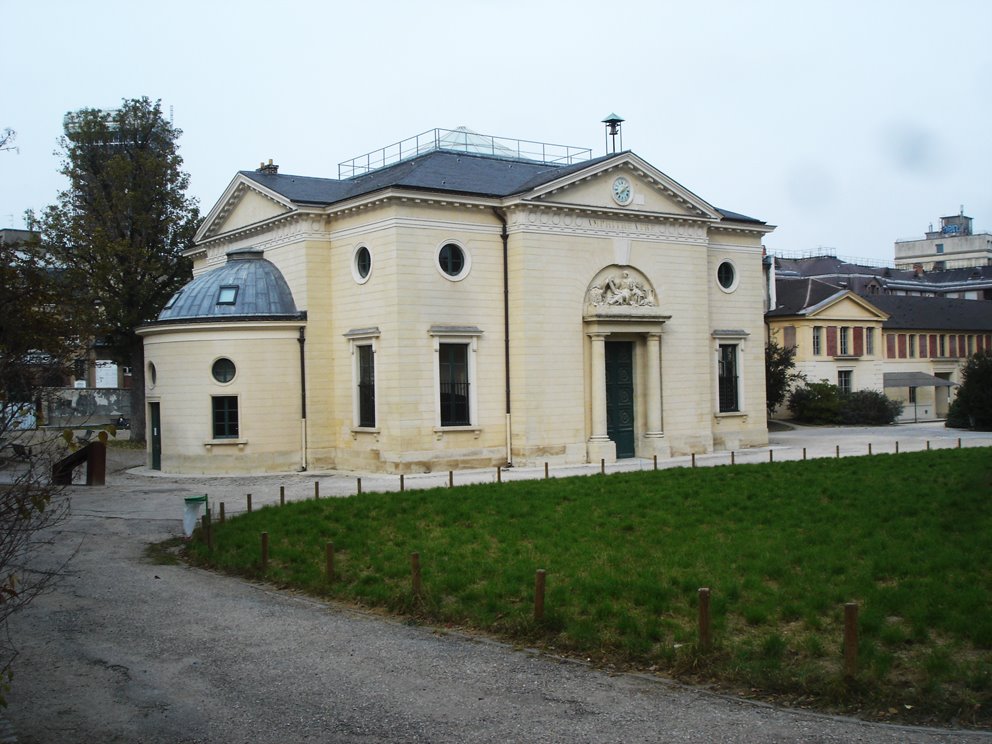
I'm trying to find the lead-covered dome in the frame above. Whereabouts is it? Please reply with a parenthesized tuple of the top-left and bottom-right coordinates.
(157, 249, 301, 322)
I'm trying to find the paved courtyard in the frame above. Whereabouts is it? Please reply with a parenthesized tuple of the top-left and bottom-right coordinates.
(3, 423, 991, 743)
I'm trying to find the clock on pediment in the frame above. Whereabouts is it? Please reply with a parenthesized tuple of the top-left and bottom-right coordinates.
(611, 175, 633, 206)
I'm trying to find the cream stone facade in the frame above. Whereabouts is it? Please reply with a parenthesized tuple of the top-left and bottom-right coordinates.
(140, 130, 774, 474)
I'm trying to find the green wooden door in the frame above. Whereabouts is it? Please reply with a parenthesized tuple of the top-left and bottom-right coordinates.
(606, 341, 635, 459)
(149, 402, 161, 471)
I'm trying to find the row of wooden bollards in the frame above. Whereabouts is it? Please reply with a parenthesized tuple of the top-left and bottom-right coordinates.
(231, 526, 866, 679)
(200, 437, 968, 518)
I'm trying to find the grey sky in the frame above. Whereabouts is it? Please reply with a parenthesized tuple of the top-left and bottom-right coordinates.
(4, 0, 990, 264)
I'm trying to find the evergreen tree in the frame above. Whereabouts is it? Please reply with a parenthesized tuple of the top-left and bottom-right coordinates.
(38, 98, 199, 442)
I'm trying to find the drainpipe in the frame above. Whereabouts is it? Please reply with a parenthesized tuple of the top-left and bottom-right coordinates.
(493, 208, 512, 467)
(298, 326, 308, 471)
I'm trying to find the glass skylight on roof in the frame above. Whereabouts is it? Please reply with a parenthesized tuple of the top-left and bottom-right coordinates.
(217, 286, 239, 305)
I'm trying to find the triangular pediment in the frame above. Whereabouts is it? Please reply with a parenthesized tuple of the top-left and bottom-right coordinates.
(519, 153, 721, 220)
(195, 174, 296, 243)
(804, 291, 889, 321)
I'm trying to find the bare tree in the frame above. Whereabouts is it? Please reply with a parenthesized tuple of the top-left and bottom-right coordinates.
(0, 231, 76, 705)
(0, 128, 16, 154)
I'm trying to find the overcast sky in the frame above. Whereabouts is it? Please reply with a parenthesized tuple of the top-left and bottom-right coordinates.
(4, 0, 991, 264)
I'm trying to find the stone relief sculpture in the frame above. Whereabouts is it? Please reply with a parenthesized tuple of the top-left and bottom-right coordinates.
(587, 270, 656, 307)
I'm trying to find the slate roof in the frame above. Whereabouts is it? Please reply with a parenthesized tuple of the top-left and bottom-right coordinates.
(766, 278, 847, 316)
(857, 294, 992, 332)
(239, 150, 765, 224)
(156, 250, 303, 323)
(773, 255, 992, 294)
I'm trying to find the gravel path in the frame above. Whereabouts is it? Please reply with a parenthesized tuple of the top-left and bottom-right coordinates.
(4, 424, 991, 743)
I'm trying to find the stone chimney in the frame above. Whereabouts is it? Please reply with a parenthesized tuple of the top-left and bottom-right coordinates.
(258, 159, 279, 175)
(912, 263, 925, 277)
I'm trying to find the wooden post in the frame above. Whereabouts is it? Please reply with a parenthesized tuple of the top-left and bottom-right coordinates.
(247, 493, 252, 513)
(496, 467, 502, 483)
(896, 441, 899, 454)
(802, 447, 807, 461)
(260, 532, 269, 569)
(280, 486, 285, 506)
(600, 458, 605, 475)
(926, 440, 931, 451)
(400, 474, 405, 492)
(544, 462, 549, 479)
(411, 552, 421, 596)
(769, 449, 774, 463)
(731, 451, 735, 466)
(449, 470, 453, 488)
(534, 569, 546, 621)
(868, 443, 872, 456)
(958, 437, 962, 449)
(653, 455, 657, 471)
(357, 478, 362, 495)
(844, 602, 859, 678)
(219, 502, 226, 524)
(314, 481, 320, 500)
(698, 587, 711, 652)
(326, 541, 334, 582)
(691, 453, 696, 468)
(835, 445, 840, 459)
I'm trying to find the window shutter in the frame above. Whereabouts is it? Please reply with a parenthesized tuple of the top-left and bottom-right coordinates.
(853, 327, 864, 356)
(886, 334, 896, 358)
(897, 334, 907, 358)
(826, 326, 838, 356)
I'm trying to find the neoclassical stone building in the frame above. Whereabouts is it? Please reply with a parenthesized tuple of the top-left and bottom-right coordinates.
(139, 128, 773, 473)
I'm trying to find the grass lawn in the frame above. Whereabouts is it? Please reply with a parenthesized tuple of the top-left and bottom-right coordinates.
(184, 448, 992, 727)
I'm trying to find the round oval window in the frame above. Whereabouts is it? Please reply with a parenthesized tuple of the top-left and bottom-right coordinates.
(717, 261, 736, 290)
(212, 358, 236, 383)
(147, 362, 157, 387)
(438, 243, 465, 277)
(355, 246, 371, 279)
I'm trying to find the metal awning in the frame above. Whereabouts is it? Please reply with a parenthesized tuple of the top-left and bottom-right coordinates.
(883, 372, 958, 388)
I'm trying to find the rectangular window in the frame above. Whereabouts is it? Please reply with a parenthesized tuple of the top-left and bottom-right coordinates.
(217, 285, 239, 305)
(357, 345, 375, 428)
(837, 370, 853, 394)
(840, 327, 849, 355)
(939, 335, 946, 357)
(908, 334, 916, 358)
(812, 326, 822, 356)
(212, 396, 239, 439)
(909, 387, 917, 404)
(718, 344, 739, 413)
(439, 343, 470, 426)
(866, 328, 874, 356)
(936, 243, 944, 254)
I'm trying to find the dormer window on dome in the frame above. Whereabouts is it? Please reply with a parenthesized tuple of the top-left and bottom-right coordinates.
(217, 285, 239, 305)
(164, 290, 183, 310)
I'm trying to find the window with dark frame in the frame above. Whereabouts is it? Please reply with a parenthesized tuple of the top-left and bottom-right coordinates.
(438, 243, 465, 277)
(439, 343, 470, 425)
(717, 344, 739, 413)
(812, 326, 822, 356)
(840, 326, 849, 355)
(355, 246, 371, 280)
(357, 345, 375, 427)
(212, 396, 239, 439)
(217, 285, 239, 305)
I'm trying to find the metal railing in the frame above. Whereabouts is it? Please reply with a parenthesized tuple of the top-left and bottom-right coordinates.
(339, 128, 592, 179)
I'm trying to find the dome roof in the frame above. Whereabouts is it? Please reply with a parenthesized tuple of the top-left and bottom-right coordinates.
(157, 249, 301, 322)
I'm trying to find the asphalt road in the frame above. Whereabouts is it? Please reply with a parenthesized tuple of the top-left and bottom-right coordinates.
(5, 424, 992, 743)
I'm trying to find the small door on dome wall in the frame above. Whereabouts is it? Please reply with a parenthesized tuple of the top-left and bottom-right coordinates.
(605, 341, 635, 458)
(149, 402, 161, 471)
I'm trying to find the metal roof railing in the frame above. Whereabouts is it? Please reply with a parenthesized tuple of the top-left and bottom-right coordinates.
(339, 128, 592, 179)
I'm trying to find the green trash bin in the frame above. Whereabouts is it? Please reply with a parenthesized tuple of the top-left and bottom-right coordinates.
(183, 495, 208, 537)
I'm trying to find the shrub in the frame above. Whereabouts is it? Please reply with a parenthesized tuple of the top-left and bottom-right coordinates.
(788, 382, 902, 425)
(839, 390, 903, 425)
(948, 351, 992, 430)
(787, 380, 841, 424)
